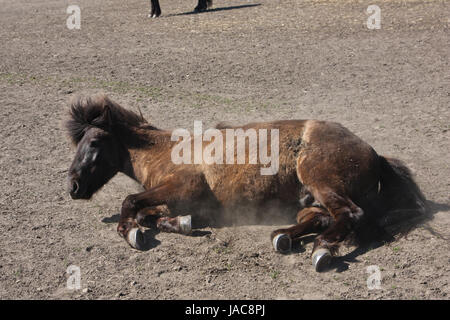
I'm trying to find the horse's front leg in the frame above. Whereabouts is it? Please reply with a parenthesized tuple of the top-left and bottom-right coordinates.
(135, 205, 170, 227)
(117, 180, 184, 249)
(149, 0, 162, 18)
(136, 205, 192, 235)
(194, 0, 212, 12)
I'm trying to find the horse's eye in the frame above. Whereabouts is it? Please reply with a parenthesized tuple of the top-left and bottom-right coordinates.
(90, 140, 100, 148)
(92, 150, 99, 163)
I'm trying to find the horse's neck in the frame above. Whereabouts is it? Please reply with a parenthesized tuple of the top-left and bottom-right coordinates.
(120, 129, 176, 188)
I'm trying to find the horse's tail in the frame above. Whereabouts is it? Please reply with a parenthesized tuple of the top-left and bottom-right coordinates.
(377, 156, 426, 227)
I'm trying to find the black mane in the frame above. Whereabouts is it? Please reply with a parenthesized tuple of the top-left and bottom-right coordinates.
(66, 94, 154, 145)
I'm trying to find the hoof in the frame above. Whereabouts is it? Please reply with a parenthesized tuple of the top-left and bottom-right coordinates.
(272, 234, 292, 253)
(312, 248, 332, 272)
(178, 215, 192, 235)
(194, 6, 207, 13)
(148, 11, 161, 18)
(127, 228, 146, 250)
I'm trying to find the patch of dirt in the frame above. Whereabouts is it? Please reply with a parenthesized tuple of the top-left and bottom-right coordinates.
(0, 0, 449, 299)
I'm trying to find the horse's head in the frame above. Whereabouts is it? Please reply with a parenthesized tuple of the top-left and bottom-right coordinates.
(66, 94, 149, 199)
(65, 95, 125, 200)
(67, 126, 121, 199)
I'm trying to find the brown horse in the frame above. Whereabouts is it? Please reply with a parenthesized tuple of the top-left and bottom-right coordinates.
(66, 94, 426, 271)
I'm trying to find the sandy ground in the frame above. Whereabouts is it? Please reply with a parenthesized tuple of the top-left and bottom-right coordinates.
(0, 0, 449, 300)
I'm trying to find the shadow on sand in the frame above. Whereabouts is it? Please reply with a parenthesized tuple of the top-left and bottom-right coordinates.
(166, 4, 261, 17)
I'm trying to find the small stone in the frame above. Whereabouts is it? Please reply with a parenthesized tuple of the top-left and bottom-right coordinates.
(82, 288, 89, 293)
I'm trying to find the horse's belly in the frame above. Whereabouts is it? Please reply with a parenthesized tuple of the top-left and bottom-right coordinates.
(204, 163, 300, 208)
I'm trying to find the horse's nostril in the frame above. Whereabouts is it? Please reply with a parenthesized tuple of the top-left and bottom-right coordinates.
(71, 181, 79, 194)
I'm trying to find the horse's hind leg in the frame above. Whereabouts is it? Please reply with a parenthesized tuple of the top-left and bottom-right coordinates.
(299, 191, 323, 208)
(271, 207, 333, 253)
(310, 190, 364, 271)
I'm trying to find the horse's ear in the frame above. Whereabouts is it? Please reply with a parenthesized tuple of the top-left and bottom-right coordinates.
(103, 104, 113, 129)
(93, 104, 113, 130)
